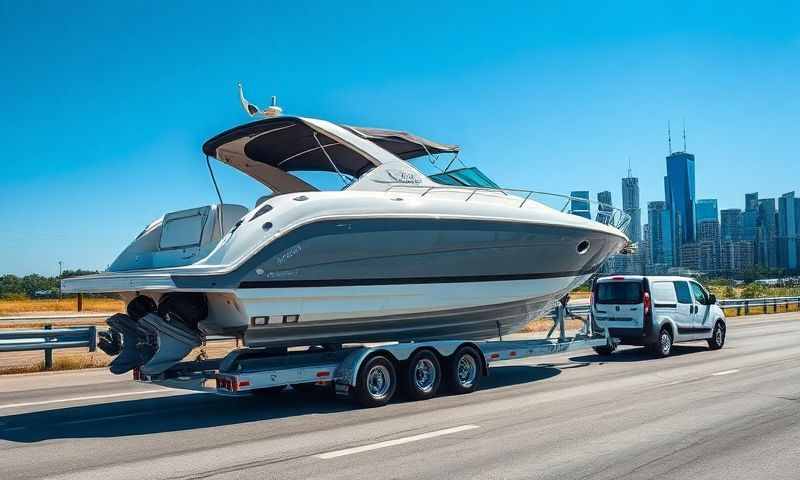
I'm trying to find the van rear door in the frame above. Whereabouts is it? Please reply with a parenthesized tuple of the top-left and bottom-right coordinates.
(592, 279, 645, 329)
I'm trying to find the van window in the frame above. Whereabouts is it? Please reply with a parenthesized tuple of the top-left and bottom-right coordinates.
(674, 281, 693, 304)
(595, 282, 643, 304)
(651, 281, 678, 304)
(690, 282, 708, 304)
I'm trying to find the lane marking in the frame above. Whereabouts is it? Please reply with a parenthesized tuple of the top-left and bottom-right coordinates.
(316, 424, 480, 459)
(712, 369, 740, 376)
(0, 389, 170, 410)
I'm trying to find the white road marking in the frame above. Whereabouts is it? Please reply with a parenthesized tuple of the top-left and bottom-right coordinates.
(0, 389, 170, 410)
(316, 424, 480, 459)
(712, 369, 740, 376)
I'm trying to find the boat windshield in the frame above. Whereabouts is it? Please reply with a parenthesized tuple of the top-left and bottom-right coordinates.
(429, 167, 500, 188)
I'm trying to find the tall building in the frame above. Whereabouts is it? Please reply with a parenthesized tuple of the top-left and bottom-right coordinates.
(697, 219, 721, 273)
(778, 191, 798, 270)
(721, 240, 755, 276)
(596, 190, 613, 222)
(664, 151, 696, 265)
(648, 201, 673, 266)
(745, 192, 759, 212)
(720, 208, 743, 241)
(757, 198, 778, 268)
(641, 223, 651, 267)
(742, 192, 759, 242)
(696, 199, 719, 224)
(621, 172, 642, 244)
(569, 190, 591, 219)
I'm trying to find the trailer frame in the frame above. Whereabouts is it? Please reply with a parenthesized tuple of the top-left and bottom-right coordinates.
(135, 311, 615, 406)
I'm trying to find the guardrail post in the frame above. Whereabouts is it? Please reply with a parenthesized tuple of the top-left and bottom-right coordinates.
(736, 303, 741, 316)
(44, 324, 53, 370)
(744, 300, 749, 315)
(88, 326, 97, 352)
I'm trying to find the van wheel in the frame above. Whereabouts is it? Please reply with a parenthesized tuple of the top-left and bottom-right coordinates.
(354, 355, 397, 408)
(707, 321, 726, 350)
(651, 328, 673, 357)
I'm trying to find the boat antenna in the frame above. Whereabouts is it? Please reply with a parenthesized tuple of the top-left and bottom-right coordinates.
(205, 154, 225, 238)
(237, 82, 283, 118)
(313, 132, 350, 187)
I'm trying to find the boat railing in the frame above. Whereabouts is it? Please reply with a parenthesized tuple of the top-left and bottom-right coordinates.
(385, 184, 632, 234)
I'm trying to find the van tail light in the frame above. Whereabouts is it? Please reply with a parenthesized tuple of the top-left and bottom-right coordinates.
(643, 292, 652, 316)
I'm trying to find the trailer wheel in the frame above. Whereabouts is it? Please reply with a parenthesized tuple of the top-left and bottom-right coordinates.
(403, 350, 442, 401)
(354, 355, 397, 408)
(448, 346, 482, 395)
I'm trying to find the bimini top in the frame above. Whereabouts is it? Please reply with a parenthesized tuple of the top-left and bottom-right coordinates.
(202, 116, 458, 193)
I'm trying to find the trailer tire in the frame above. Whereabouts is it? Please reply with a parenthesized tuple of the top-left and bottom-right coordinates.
(448, 346, 482, 395)
(403, 350, 442, 401)
(354, 355, 397, 408)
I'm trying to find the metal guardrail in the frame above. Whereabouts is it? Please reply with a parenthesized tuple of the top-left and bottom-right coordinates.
(0, 325, 97, 369)
(717, 296, 800, 315)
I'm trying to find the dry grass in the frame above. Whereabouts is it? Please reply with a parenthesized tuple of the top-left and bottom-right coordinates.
(521, 318, 585, 333)
(0, 298, 124, 316)
(0, 352, 111, 375)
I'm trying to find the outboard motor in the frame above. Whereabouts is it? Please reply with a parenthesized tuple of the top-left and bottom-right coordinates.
(100, 294, 206, 375)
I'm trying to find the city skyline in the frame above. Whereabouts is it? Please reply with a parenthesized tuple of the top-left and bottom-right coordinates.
(582, 136, 799, 277)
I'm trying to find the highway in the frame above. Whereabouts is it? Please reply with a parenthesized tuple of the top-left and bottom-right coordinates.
(1, 312, 798, 480)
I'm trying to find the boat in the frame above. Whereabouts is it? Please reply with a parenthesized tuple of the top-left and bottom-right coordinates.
(62, 97, 630, 375)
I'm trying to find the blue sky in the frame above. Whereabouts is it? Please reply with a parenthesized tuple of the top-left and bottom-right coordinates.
(1, 1, 798, 275)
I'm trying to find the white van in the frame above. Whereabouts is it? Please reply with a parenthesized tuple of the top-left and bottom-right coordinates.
(590, 275, 727, 357)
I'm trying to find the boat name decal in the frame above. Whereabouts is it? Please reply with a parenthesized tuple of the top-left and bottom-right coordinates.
(372, 169, 422, 185)
(276, 245, 302, 265)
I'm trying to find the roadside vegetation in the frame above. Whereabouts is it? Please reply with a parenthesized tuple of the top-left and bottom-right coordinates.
(0, 297, 124, 316)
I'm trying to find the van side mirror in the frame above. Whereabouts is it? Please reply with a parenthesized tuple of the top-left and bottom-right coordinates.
(708, 294, 717, 305)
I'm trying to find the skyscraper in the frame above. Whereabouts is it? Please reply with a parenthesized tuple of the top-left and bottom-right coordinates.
(778, 191, 798, 270)
(696, 199, 719, 224)
(596, 190, 613, 222)
(757, 198, 778, 268)
(569, 191, 591, 219)
(720, 208, 743, 241)
(745, 192, 759, 212)
(648, 201, 673, 266)
(743, 198, 759, 244)
(621, 172, 642, 244)
(664, 151, 696, 265)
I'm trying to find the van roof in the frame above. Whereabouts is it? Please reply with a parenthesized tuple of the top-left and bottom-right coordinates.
(595, 275, 697, 283)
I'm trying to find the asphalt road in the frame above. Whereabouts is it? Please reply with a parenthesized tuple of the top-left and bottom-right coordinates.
(1, 312, 798, 480)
